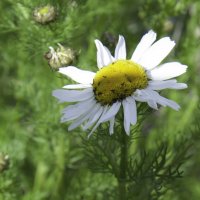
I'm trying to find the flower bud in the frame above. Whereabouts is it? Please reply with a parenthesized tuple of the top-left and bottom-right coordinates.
(45, 43, 76, 70)
(163, 19, 174, 32)
(33, 5, 56, 24)
(0, 153, 10, 173)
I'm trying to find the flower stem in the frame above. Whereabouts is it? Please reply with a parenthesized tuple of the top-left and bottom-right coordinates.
(118, 127, 128, 200)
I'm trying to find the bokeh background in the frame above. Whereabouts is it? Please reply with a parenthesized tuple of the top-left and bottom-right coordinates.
(0, 0, 200, 199)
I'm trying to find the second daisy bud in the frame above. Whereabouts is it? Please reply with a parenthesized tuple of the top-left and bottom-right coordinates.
(45, 44, 76, 70)
(33, 4, 56, 24)
(0, 153, 10, 173)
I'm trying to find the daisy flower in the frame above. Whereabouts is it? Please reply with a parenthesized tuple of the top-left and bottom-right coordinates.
(52, 30, 187, 136)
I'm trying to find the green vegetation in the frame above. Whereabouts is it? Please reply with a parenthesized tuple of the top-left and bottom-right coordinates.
(0, 0, 200, 199)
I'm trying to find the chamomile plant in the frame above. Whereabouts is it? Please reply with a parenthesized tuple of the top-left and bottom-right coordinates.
(53, 30, 187, 137)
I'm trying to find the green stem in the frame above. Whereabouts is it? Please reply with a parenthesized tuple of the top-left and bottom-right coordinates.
(118, 127, 128, 200)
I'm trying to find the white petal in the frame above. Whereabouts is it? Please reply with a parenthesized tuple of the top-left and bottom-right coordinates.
(59, 66, 96, 84)
(133, 91, 158, 109)
(131, 30, 157, 62)
(157, 96, 180, 110)
(68, 119, 83, 131)
(63, 84, 92, 89)
(109, 117, 115, 135)
(126, 97, 137, 125)
(147, 100, 158, 110)
(61, 98, 95, 122)
(86, 102, 120, 137)
(133, 90, 158, 110)
(170, 83, 187, 89)
(166, 99, 180, 110)
(115, 35, 126, 60)
(68, 104, 96, 131)
(148, 80, 187, 90)
(134, 88, 180, 110)
(132, 89, 148, 102)
(141, 89, 180, 111)
(148, 79, 176, 89)
(122, 100, 131, 135)
(82, 104, 103, 130)
(133, 95, 146, 102)
(139, 89, 158, 101)
(138, 37, 175, 70)
(147, 62, 188, 80)
(87, 102, 120, 137)
(95, 40, 113, 68)
(52, 88, 93, 103)
(99, 102, 121, 123)
(88, 106, 109, 138)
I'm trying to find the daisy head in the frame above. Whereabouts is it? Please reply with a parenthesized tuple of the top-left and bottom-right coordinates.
(53, 30, 188, 136)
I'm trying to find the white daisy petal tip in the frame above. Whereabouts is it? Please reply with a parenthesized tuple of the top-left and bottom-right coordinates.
(138, 36, 176, 70)
(114, 35, 126, 60)
(181, 83, 188, 89)
(131, 29, 157, 62)
(147, 80, 188, 90)
(148, 29, 156, 35)
(172, 83, 188, 90)
(94, 39, 113, 68)
(166, 36, 175, 43)
(94, 39, 101, 48)
(145, 30, 157, 42)
(161, 36, 176, 46)
(165, 37, 176, 49)
(172, 103, 181, 111)
(122, 100, 131, 136)
(182, 64, 188, 71)
(147, 100, 158, 110)
(148, 62, 188, 81)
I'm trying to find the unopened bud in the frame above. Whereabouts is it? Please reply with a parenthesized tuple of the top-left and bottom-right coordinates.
(45, 43, 76, 70)
(33, 5, 56, 24)
(163, 19, 174, 32)
(0, 153, 10, 173)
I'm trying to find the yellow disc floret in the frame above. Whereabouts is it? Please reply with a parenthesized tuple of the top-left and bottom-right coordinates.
(93, 60, 148, 105)
(39, 6, 50, 15)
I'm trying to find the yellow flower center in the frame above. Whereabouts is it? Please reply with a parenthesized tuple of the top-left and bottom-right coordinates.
(93, 60, 148, 105)
(39, 6, 50, 15)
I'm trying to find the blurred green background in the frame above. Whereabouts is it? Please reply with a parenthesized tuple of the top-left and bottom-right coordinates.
(0, 0, 200, 199)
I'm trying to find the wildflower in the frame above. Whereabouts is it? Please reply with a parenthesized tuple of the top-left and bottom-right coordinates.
(53, 30, 187, 136)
